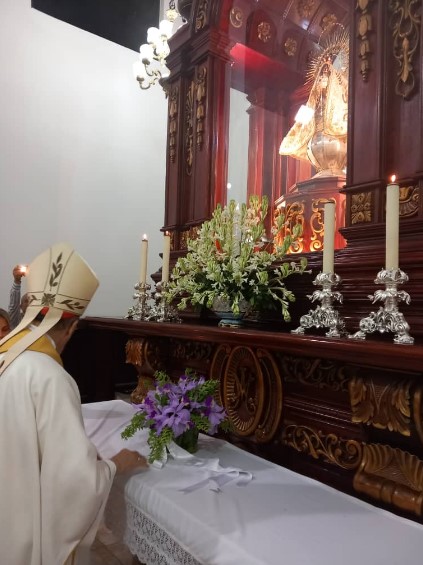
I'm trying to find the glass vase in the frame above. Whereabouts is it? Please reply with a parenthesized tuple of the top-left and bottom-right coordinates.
(174, 427, 199, 453)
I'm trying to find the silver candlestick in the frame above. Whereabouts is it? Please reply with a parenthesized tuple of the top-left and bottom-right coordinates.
(148, 281, 181, 323)
(349, 268, 414, 345)
(126, 282, 153, 321)
(292, 272, 346, 338)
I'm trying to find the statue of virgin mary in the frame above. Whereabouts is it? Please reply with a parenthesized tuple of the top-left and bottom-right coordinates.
(279, 28, 349, 178)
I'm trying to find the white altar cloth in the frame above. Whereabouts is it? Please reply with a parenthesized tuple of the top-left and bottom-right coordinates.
(83, 400, 423, 565)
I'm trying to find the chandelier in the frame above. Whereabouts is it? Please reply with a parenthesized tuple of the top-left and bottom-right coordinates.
(133, 1, 179, 90)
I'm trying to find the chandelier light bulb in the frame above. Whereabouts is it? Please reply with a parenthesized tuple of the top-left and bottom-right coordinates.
(155, 41, 170, 59)
(133, 60, 144, 79)
(140, 43, 154, 63)
(147, 26, 161, 45)
(159, 19, 174, 39)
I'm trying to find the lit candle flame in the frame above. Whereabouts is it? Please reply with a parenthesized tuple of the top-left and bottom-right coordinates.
(391, 174, 396, 183)
(142, 233, 148, 241)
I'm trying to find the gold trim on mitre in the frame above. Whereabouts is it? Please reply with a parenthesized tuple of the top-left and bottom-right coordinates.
(0, 243, 99, 376)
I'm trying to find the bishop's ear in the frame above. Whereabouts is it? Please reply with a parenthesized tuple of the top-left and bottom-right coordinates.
(66, 318, 79, 339)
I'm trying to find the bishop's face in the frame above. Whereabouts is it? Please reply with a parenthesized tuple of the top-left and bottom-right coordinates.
(0, 316, 10, 339)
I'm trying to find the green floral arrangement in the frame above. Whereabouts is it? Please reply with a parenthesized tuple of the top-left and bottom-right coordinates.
(122, 371, 228, 463)
(165, 195, 307, 320)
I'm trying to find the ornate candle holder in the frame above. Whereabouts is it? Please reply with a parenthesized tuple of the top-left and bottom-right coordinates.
(349, 268, 414, 345)
(126, 282, 153, 321)
(291, 272, 346, 338)
(148, 281, 181, 323)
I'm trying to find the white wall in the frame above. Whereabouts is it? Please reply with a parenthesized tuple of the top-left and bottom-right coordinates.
(0, 0, 168, 316)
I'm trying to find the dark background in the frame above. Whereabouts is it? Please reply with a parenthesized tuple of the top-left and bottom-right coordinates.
(32, 0, 161, 52)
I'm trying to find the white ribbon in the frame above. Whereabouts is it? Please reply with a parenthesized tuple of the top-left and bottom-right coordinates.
(153, 440, 253, 493)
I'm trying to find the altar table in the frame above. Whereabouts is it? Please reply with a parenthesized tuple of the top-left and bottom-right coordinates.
(82, 400, 423, 565)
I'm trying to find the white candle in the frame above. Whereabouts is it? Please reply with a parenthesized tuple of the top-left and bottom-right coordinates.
(322, 202, 335, 273)
(386, 175, 399, 270)
(140, 234, 148, 284)
(162, 231, 171, 283)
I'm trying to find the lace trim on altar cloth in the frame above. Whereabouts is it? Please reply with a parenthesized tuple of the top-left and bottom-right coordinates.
(124, 499, 203, 565)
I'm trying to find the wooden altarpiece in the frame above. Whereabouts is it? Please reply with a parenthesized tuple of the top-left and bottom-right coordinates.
(64, 0, 423, 523)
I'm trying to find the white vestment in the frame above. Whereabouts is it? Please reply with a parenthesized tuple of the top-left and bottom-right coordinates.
(0, 350, 116, 565)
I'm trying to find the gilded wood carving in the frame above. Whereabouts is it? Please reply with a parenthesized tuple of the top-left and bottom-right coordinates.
(255, 349, 283, 442)
(351, 192, 372, 224)
(321, 13, 338, 32)
(169, 338, 213, 362)
(211, 345, 283, 442)
(126, 338, 145, 367)
(195, 67, 207, 150)
(126, 338, 165, 403)
(185, 80, 195, 176)
(195, 0, 209, 31)
(310, 198, 332, 252)
(353, 443, 423, 515)
(280, 201, 304, 253)
(399, 185, 419, 217)
(168, 86, 179, 164)
(230, 7, 243, 28)
(356, 0, 375, 82)
(258, 21, 272, 43)
(412, 387, 423, 445)
(280, 355, 352, 392)
(297, 0, 315, 19)
(180, 226, 200, 250)
(389, 0, 421, 99)
(282, 425, 362, 470)
(284, 37, 298, 57)
(223, 346, 264, 436)
(349, 376, 412, 436)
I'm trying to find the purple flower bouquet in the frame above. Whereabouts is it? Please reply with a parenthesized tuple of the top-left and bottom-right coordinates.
(122, 371, 228, 463)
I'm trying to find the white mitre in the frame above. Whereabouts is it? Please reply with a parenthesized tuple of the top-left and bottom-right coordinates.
(0, 242, 99, 375)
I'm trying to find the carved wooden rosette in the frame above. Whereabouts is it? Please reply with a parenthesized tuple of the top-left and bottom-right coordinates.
(356, 0, 375, 82)
(350, 191, 372, 224)
(257, 21, 272, 43)
(297, 0, 315, 19)
(353, 443, 423, 515)
(389, 0, 421, 99)
(126, 338, 165, 404)
(210, 345, 283, 442)
(349, 376, 412, 436)
(284, 37, 298, 57)
(282, 425, 362, 470)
